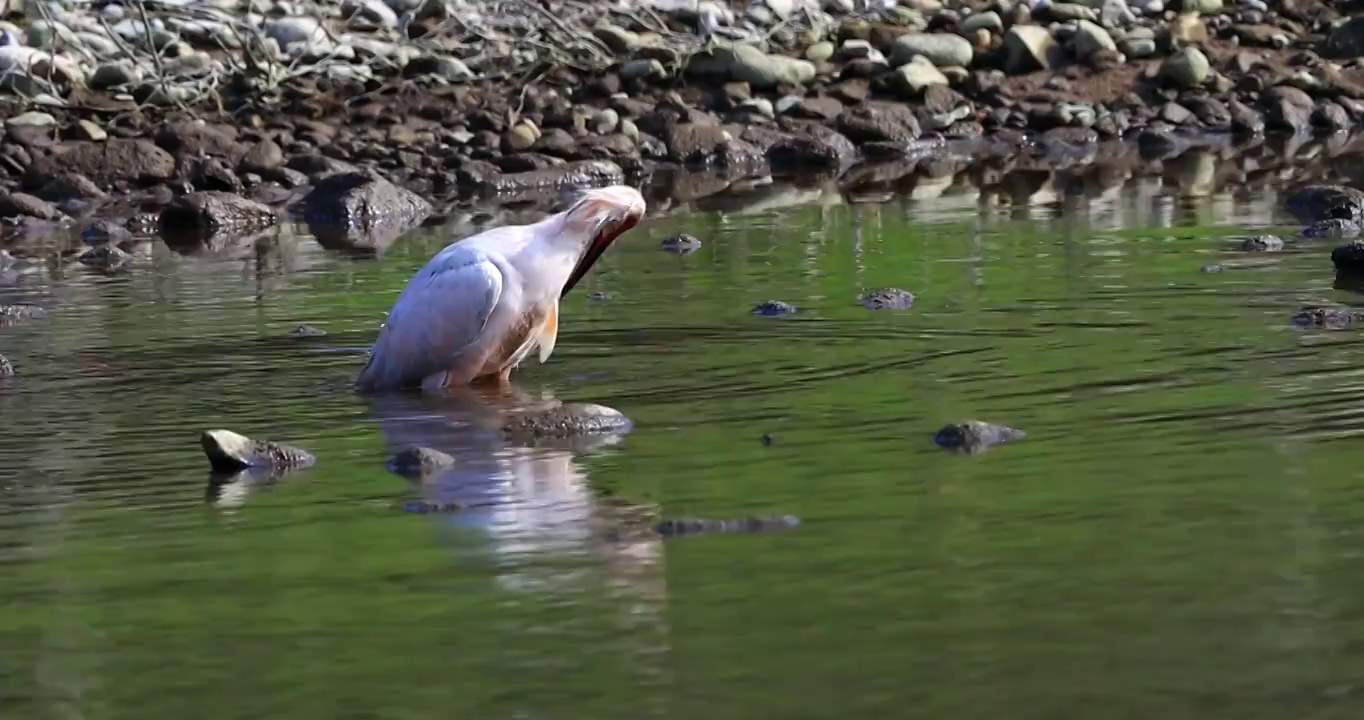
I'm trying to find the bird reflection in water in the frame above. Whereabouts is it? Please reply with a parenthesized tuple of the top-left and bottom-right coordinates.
(363, 384, 665, 591)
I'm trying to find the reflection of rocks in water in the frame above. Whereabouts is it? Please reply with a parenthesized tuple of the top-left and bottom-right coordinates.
(158, 191, 279, 253)
(1239, 235, 1285, 252)
(659, 233, 701, 255)
(859, 288, 915, 310)
(205, 466, 304, 509)
(388, 445, 456, 480)
(0, 303, 47, 326)
(1292, 304, 1364, 329)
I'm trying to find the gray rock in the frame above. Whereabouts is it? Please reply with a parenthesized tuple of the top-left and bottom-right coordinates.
(891, 55, 949, 95)
(341, 0, 399, 29)
(0, 191, 59, 220)
(959, 11, 1003, 34)
(1240, 234, 1283, 251)
(302, 169, 433, 254)
(92, 61, 147, 90)
(752, 300, 798, 316)
(726, 43, 816, 88)
(1323, 16, 1364, 59)
(78, 244, 133, 270)
(1160, 46, 1210, 88)
(890, 32, 973, 68)
(620, 58, 665, 80)
(158, 191, 278, 247)
(389, 446, 456, 479)
(264, 16, 329, 47)
(934, 420, 1026, 453)
(0, 304, 47, 326)
(1004, 25, 1056, 73)
(1073, 20, 1117, 59)
(7, 111, 54, 128)
(200, 429, 317, 474)
(0, 354, 12, 378)
(859, 288, 915, 309)
(660, 233, 703, 254)
(501, 403, 634, 441)
(23, 139, 174, 187)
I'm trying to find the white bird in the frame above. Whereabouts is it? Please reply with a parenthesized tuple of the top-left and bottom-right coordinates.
(355, 185, 647, 393)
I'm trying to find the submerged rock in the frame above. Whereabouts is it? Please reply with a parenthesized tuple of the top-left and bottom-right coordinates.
(502, 402, 633, 441)
(933, 420, 1027, 453)
(158, 191, 278, 248)
(200, 429, 317, 474)
(1331, 240, 1364, 274)
(80, 219, 133, 247)
(660, 233, 702, 254)
(1303, 219, 1362, 240)
(752, 300, 798, 316)
(1291, 305, 1364, 330)
(655, 515, 801, 537)
(288, 324, 327, 339)
(388, 446, 456, 479)
(859, 288, 915, 309)
(302, 169, 432, 254)
(1240, 235, 1284, 252)
(78, 244, 133, 270)
(0, 354, 13, 378)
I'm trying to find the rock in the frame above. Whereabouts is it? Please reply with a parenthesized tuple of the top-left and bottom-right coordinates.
(0, 354, 11, 378)
(1333, 240, 1364, 273)
(30, 172, 106, 202)
(154, 122, 243, 160)
(591, 108, 620, 134)
(7, 111, 54, 128)
(288, 324, 328, 339)
(264, 16, 329, 48)
(238, 139, 284, 173)
(660, 233, 702, 254)
(80, 219, 132, 247)
(1240, 234, 1283, 251)
(859, 288, 915, 309)
(1073, 20, 1117, 59)
(933, 420, 1026, 453)
(303, 170, 432, 253)
(1304, 219, 1362, 240)
(1003, 25, 1056, 74)
(1322, 16, 1364, 59)
(389, 446, 456, 479)
(0, 191, 59, 220)
(960, 11, 1003, 34)
(476, 160, 625, 195)
(752, 300, 798, 316)
(341, 0, 398, 29)
(1229, 99, 1265, 135)
(1291, 305, 1364, 330)
(836, 102, 921, 143)
(89, 61, 141, 89)
(200, 429, 317, 474)
(1312, 102, 1351, 133)
(620, 58, 666, 80)
(23, 140, 174, 188)
(806, 41, 835, 62)
(723, 43, 817, 88)
(501, 403, 633, 441)
(665, 123, 762, 166)
(158, 191, 278, 247)
(1161, 47, 1210, 88)
(892, 55, 949, 96)
(78, 244, 133, 270)
(71, 120, 107, 142)
(1262, 85, 1314, 134)
(655, 515, 801, 538)
(890, 32, 973, 68)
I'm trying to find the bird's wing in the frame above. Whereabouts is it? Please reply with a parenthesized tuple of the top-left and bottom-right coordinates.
(357, 247, 505, 391)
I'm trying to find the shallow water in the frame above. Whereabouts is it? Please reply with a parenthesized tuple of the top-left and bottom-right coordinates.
(5, 174, 1364, 719)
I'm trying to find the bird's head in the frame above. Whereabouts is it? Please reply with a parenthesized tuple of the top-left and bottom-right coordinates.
(558, 185, 647, 298)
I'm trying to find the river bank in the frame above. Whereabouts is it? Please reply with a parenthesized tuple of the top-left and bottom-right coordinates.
(0, 0, 1362, 245)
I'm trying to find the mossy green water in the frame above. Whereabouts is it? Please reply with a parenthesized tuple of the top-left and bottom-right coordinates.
(3, 185, 1364, 719)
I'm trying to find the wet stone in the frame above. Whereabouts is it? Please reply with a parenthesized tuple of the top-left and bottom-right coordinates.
(502, 403, 633, 441)
(751, 300, 798, 316)
(81, 219, 133, 247)
(660, 233, 702, 254)
(1291, 306, 1364, 330)
(78, 244, 133, 270)
(1332, 240, 1364, 273)
(200, 429, 317, 474)
(389, 446, 456, 479)
(587, 291, 611, 302)
(288, 324, 328, 339)
(1240, 234, 1284, 252)
(934, 420, 1027, 454)
(859, 288, 915, 309)
(0, 354, 12, 378)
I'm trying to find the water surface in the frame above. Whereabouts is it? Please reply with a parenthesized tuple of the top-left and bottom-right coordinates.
(4, 176, 1364, 720)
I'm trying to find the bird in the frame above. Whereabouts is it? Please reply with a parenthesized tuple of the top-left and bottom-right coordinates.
(355, 185, 647, 393)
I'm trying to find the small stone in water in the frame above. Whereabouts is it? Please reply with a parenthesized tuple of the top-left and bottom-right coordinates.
(78, 244, 132, 269)
(389, 446, 456, 479)
(1240, 234, 1284, 252)
(0, 354, 13, 378)
(288, 324, 327, 338)
(760, 433, 775, 446)
(1200, 263, 1226, 273)
(859, 288, 915, 309)
(751, 300, 798, 316)
(1291, 306, 1364, 330)
(81, 219, 132, 247)
(934, 420, 1026, 454)
(588, 291, 611, 302)
(200, 429, 317, 474)
(660, 233, 702, 254)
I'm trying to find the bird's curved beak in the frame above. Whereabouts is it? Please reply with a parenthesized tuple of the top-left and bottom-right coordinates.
(560, 191, 645, 298)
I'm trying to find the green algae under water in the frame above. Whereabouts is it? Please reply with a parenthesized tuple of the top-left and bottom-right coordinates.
(4, 179, 1364, 720)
